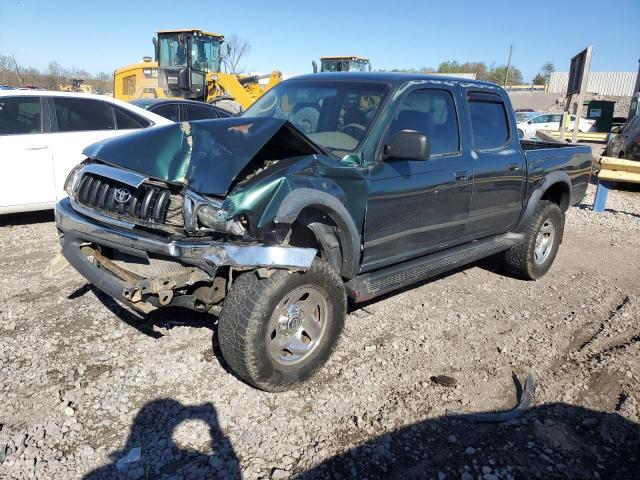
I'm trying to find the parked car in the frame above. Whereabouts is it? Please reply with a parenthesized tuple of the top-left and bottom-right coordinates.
(515, 111, 539, 123)
(605, 115, 640, 160)
(0, 90, 172, 214)
(55, 73, 592, 391)
(517, 112, 596, 140)
(131, 98, 231, 122)
(0, 85, 16, 90)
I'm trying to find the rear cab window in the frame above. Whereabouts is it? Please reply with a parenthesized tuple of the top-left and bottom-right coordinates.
(0, 96, 42, 135)
(467, 91, 510, 150)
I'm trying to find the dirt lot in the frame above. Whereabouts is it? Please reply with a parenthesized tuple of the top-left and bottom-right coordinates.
(1, 183, 639, 480)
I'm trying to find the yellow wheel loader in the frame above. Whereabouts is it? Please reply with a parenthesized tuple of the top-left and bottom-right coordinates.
(59, 79, 99, 94)
(113, 29, 281, 113)
(312, 56, 371, 73)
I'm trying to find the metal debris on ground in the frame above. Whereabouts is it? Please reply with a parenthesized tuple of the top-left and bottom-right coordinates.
(447, 372, 536, 422)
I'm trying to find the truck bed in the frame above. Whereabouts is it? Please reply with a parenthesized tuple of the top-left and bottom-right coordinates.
(521, 140, 593, 207)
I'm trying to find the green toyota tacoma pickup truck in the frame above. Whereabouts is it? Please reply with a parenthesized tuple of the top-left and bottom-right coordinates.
(55, 73, 592, 391)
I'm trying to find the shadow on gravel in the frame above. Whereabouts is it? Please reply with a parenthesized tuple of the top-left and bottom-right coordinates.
(299, 403, 640, 480)
(69, 283, 237, 377)
(69, 284, 216, 339)
(0, 209, 55, 226)
(83, 399, 241, 479)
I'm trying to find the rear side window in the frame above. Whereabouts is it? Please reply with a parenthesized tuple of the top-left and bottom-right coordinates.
(185, 103, 218, 121)
(53, 97, 115, 132)
(0, 96, 42, 135)
(468, 92, 510, 150)
(152, 103, 181, 122)
(113, 106, 149, 129)
(388, 89, 459, 155)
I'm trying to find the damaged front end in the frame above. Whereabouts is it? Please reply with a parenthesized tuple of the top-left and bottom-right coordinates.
(55, 116, 329, 314)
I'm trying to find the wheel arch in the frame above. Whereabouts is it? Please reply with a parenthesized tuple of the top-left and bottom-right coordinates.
(274, 188, 360, 279)
(516, 171, 571, 232)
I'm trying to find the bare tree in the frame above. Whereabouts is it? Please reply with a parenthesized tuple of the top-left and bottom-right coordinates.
(222, 34, 251, 74)
(9, 54, 23, 85)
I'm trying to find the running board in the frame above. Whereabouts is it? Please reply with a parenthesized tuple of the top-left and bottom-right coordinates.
(346, 233, 524, 302)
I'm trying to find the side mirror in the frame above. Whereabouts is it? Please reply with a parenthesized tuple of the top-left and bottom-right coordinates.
(383, 130, 430, 161)
(610, 126, 622, 134)
(527, 120, 533, 125)
(312, 60, 318, 74)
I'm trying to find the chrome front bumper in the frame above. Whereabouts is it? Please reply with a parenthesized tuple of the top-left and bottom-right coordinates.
(55, 197, 316, 270)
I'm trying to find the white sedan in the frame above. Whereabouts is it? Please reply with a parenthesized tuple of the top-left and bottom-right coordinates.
(516, 112, 596, 140)
(0, 90, 172, 214)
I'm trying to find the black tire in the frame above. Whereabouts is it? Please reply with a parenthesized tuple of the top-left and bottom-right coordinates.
(218, 258, 346, 391)
(502, 200, 564, 280)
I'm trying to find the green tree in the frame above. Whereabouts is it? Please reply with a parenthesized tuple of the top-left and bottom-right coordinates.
(542, 61, 555, 82)
(489, 65, 523, 86)
(532, 73, 546, 85)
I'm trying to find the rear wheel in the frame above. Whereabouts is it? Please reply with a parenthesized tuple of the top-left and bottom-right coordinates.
(217, 258, 346, 391)
(502, 200, 564, 280)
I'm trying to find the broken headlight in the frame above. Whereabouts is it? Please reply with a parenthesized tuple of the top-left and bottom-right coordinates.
(63, 163, 85, 197)
(184, 191, 246, 236)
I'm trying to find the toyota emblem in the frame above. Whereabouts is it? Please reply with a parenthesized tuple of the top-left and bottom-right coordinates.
(113, 188, 132, 204)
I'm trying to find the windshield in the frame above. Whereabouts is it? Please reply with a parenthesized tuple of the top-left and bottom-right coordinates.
(350, 60, 369, 72)
(191, 35, 221, 72)
(243, 80, 389, 152)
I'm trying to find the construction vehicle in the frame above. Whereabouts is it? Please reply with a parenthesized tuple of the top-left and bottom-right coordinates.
(113, 29, 281, 113)
(312, 56, 371, 73)
(59, 79, 99, 94)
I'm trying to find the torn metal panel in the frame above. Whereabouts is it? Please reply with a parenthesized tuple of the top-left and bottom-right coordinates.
(82, 117, 325, 195)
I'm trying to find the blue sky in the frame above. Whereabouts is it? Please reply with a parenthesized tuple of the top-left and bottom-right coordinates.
(1, 0, 639, 81)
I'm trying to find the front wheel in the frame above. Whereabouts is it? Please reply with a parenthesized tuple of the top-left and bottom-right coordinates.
(502, 200, 564, 280)
(217, 258, 346, 391)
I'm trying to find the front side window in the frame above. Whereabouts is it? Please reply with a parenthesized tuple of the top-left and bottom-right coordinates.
(243, 80, 389, 153)
(387, 89, 459, 156)
(159, 34, 187, 67)
(468, 92, 510, 150)
(0, 96, 42, 135)
(53, 97, 115, 132)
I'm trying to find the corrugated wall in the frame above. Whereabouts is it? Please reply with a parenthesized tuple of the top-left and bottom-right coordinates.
(431, 73, 477, 80)
(548, 72, 638, 96)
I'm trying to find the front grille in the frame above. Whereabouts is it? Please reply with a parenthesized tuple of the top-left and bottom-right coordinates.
(74, 173, 183, 228)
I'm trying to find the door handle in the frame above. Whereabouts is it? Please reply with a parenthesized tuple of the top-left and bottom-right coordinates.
(454, 171, 468, 181)
(508, 163, 521, 172)
(26, 145, 49, 150)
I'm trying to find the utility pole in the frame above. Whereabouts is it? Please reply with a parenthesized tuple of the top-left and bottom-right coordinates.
(504, 45, 513, 87)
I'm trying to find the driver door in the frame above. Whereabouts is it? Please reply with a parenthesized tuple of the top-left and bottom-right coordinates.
(361, 88, 473, 272)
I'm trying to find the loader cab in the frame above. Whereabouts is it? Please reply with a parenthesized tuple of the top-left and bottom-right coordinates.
(319, 56, 371, 73)
(155, 29, 223, 101)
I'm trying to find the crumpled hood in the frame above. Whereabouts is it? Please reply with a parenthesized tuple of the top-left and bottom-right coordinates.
(82, 116, 324, 195)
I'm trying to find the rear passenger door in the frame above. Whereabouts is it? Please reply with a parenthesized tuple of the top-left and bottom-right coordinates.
(465, 91, 525, 237)
(362, 87, 473, 271)
(0, 96, 56, 210)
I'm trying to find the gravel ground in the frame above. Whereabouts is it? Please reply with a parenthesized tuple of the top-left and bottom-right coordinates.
(1, 183, 639, 480)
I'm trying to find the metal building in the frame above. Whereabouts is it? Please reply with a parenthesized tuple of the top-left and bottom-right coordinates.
(548, 71, 638, 96)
